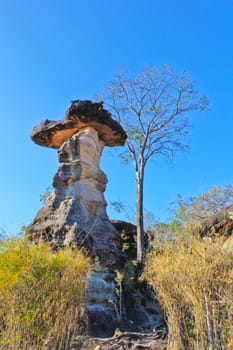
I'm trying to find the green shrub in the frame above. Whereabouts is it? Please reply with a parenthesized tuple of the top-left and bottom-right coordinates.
(0, 238, 90, 349)
(143, 236, 233, 350)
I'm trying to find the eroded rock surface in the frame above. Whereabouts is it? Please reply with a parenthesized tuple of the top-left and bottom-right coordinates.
(29, 101, 127, 267)
(28, 101, 127, 337)
(29, 127, 124, 267)
(31, 100, 126, 148)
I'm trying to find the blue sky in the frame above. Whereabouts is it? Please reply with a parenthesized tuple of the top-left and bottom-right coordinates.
(0, 0, 233, 234)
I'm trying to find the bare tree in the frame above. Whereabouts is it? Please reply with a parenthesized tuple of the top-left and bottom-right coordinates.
(102, 65, 208, 263)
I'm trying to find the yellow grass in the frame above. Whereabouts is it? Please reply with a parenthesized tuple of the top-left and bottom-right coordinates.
(143, 236, 233, 350)
(0, 238, 90, 349)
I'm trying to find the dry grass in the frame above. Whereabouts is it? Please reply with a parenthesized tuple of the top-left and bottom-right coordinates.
(0, 238, 90, 349)
(143, 236, 233, 350)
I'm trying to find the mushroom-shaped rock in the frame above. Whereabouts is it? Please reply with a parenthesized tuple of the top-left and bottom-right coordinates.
(29, 100, 127, 337)
(31, 100, 127, 148)
(29, 100, 126, 266)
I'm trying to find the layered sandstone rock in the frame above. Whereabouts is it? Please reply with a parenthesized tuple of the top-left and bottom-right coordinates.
(28, 100, 127, 336)
(29, 101, 126, 266)
(31, 100, 126, 148)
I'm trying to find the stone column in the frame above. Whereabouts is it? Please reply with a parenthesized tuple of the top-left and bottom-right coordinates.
(55, 126, 107, 217)
(28, 100, 127, 336)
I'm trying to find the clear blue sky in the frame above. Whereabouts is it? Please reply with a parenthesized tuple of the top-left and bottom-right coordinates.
(0, 0, 233, 235)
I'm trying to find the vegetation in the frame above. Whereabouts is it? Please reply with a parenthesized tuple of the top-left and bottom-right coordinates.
(0, 238, 90, 349)
(1, 184, 232, 348)
(143, 236, 233, 350)
(39, 187, 52, 204)
(140, 185, 233, 349)
(149, 185, 233, 244)
(170, 184, 233, 224)
(102, 65, 208, 262)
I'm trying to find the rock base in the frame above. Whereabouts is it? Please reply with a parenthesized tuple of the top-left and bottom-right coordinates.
(71, 330, 168, 350)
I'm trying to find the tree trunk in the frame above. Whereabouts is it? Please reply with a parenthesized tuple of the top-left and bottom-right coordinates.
(136, 170, 145, 263)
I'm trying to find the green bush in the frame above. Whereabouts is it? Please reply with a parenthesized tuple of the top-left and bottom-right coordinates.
(143, 236, 233, 350)
(0, 238, 90, 349)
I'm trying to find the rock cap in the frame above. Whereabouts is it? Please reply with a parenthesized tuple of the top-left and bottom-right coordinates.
(31, 100, 127, 148)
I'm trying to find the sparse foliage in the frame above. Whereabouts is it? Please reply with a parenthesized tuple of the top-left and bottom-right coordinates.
(0, 228, 7, 241)
(114, 270, 124, 321)
(40, 187, 52, 204)
(171, 184, 233, 225)
(110, 200, 135, 222)
(102, 65, 208, 262)
(151, 185, 233, 243)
